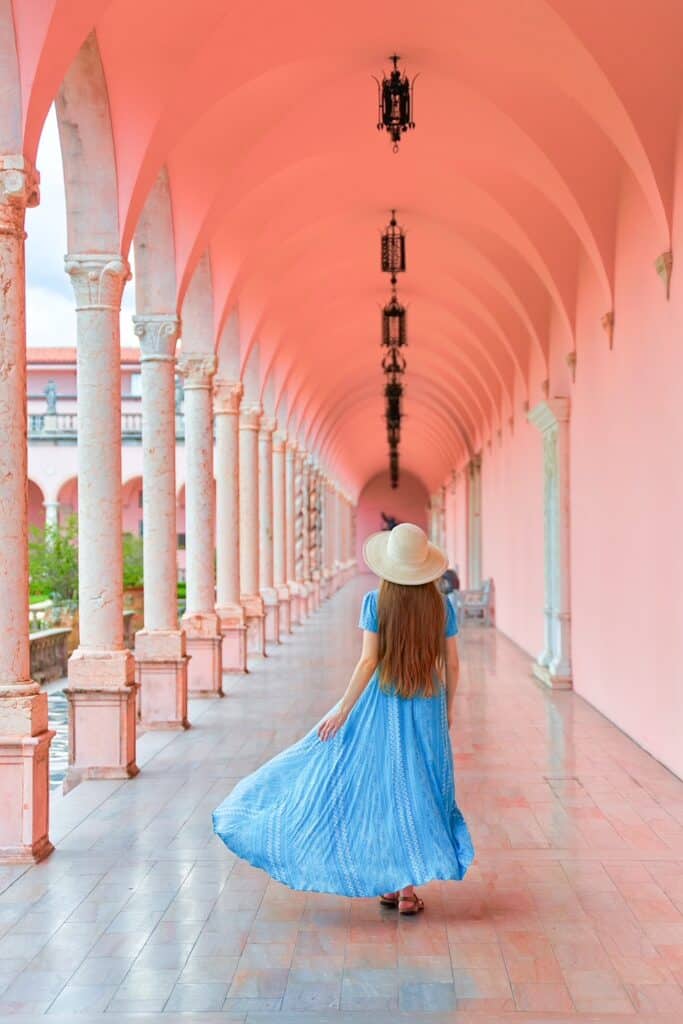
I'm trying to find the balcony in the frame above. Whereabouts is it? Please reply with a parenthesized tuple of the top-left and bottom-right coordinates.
(28, 411, 185, 441)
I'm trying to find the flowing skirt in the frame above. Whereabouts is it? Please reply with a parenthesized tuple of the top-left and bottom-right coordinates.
(212, 673, 474, 897)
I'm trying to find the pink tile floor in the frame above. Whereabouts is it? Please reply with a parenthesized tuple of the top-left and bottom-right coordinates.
(1, 575, 682, 1021)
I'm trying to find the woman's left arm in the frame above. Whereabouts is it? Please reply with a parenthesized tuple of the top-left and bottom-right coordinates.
(317, 630, 379, 741)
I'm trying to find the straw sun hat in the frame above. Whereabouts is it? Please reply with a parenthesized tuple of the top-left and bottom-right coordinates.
(362, 522, 448, 586)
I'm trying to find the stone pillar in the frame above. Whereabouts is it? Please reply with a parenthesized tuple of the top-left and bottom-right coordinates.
(0, 156, 54, 861)
(64, 253, 137, 787)
(285, 442, 300, 624)
(298, 450, 311, 616)
(214, 380, 247, 673)
(240, 402, 266, 653)
(528, 399, 572, 689)
(467, 455, 482, 589)
(133, 316, 188, 728)
(43, 501, 60, 530)
(258, 417, 280, 644)
(178, 354, 223, 696)
(272, 430, 291, 633)
(334, 486, 343, 590)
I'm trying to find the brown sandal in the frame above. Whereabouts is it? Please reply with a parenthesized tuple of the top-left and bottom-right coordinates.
(379, 891, 399, 906)
(398, 892, 424, 915)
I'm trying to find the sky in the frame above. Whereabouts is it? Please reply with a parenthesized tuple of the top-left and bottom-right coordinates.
(25, 105, 137, 348)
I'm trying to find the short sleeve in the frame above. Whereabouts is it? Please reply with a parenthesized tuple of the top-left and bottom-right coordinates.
(445, 594, 459, 637)
(358, 590, 379, 632)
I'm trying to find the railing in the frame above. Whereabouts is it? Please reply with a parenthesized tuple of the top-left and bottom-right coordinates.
(28, 412, 185, 440)
(30, 627, 70, 683)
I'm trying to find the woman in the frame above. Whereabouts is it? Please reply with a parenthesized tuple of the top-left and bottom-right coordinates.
(212, 522, 474, 914)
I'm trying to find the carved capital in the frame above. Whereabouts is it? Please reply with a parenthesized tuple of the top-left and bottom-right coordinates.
(601, 310, 615, 349)
(0, 156, 39, 237)
(177, 352, 217, 389)
(655, 250, 673, 299)
(528, 397, 570, 433)
(469, 453, 482, 473)
(64, 254, 131, 311)
(273, 430, 287, 453)
(239, 401, 262, 431)
(258, 416, 277, 441)
(213, 379, 243, 415)
(134, 315, 180, 362)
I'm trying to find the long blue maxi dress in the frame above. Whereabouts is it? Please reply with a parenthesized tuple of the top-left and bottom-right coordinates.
(212, 589, 474, 897)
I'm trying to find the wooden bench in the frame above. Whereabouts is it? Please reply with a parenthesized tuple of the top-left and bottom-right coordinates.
(457, 577, 495, 626)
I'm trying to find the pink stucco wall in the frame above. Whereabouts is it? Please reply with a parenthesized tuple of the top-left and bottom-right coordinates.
(479, 167, 683, 780)
(355, 470, 429, 566)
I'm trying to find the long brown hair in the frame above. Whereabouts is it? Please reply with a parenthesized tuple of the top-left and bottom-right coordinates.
(377, 580, 446, 698)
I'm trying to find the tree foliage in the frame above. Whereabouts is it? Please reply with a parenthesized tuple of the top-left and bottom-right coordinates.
(29, 515, 79, 603)
(122, 532, 144, 589)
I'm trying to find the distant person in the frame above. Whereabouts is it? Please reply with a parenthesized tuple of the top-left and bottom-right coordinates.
(439, 568, 460, 594)
(212, 522, 474, 915)
(381, 511, 399, 531)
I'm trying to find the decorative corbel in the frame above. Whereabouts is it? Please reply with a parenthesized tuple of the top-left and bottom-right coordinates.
(541, 378, 550, 399)
(566, 351, 577, 383)
(655, 250, 673, 299)
(601, 310, 615, 349)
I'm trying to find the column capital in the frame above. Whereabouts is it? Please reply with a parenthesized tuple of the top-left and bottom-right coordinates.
(273, 429, 287, 453)
(528, 397, 570, 432)
(133, 315, 180, 362)
(239, 401, 262, 431)
(259, 416, 277, 440)
(64, 254, 131, 311)
(0, 156, 39, 236)
(213, 379, 243, 415)
(469, 452, 482, 474)
(177, 352, 217, 390)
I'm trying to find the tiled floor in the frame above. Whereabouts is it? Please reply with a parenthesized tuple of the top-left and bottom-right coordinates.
(1, 575, 683, 1022)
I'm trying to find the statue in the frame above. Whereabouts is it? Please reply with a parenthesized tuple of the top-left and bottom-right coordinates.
(44, 379, 57, 414)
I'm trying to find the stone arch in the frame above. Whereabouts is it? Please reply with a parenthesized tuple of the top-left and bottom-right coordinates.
(56, 476, 78, 524)
(122, 476, 143, 537)
(54, 31, 120, 254)
(133, 166, 177, 315)
(27, 478, 45, 531)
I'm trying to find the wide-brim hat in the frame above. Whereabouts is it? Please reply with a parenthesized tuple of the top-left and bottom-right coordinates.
(362, 522, 448, 585)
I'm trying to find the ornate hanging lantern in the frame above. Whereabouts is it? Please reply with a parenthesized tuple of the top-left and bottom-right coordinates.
(389, 446, 400, 489)
(381, 210, 406, 274)
(382, 277, 406, 348)
(374, 55, 417, 153)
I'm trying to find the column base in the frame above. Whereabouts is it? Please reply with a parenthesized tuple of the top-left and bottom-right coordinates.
(217, 604, 248, 674)
(182, 612, 223, 696)
(0, 688, 55, 863)
(135, 630, 189, 729)
(276, 584, 291, 634)
(241, 594, 266, 655)
(287, 582, 301, 625)
(261, 587, 280, 644)
(532, 661, 573, 690)
(65, 648, 138, 788)
(311, 573, 321, 611)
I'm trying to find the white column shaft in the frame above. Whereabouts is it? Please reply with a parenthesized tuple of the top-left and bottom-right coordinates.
(180, 356, 216, 614)
(258, 422, 275, 589)
(239, 403, 261, 595)
(66, 254, 130, 650)
(273, 434, 287, 586)
(285, 444, 296, 582)
(215, 381, 242, 608)
(136, 317, 179, 631)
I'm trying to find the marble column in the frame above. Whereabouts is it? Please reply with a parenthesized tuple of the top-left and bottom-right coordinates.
(178, 354, 223, 696)
(214, 380, 247, 673)
(64, 253, 137, 787)
(297, 449, 311, 617)
(258, 417, 280, 643)
(334, 486, 343, 591)
(43, 501, 60, 530)
(467, 454, 482, 589)
(0, 155, 54, 861)
(272, 430, 291, 633)
(285, 442, 301, 624)
(133, 316, 188, 728)
(240, 401, 266, 653)
(528, 399, 572, 689)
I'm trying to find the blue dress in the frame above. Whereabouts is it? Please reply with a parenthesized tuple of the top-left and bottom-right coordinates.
(212, 589, 474, 896)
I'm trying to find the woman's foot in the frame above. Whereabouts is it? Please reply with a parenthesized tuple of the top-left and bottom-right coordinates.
(398, 886, 424, 915)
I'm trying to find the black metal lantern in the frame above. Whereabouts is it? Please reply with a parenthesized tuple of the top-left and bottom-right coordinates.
(382, 278, 406, 348)
(381, 210, 406, 274)
(381, 346, 406, 377)
(385, 379, 403, 424)
(375, 55, 416, 153)
(389, 446, 400, 488)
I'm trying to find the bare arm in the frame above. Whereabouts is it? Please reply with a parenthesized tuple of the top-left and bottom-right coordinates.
(445, 634, 460, 728)
(318, 630, 379, 741)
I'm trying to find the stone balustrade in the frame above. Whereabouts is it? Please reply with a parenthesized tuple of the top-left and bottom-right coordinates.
(28, 411, 185, 440)
(29, 627, 70, 683)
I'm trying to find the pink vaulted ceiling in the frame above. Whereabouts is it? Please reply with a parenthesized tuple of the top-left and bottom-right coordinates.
(11, 0, 683, 494)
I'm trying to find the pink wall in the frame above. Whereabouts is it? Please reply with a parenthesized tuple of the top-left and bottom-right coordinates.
(478, 165, 683, 780)
(27, 480, 45, 530)
(481, 404, 545, 658)
(355, 470, 429, 566)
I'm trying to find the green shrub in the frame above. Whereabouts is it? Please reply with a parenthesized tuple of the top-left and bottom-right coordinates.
(122, 532, 144, 588)
(29, 515, 79, 603)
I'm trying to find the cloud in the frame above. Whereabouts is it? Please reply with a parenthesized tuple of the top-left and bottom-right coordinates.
(25, 105, 138, 349)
